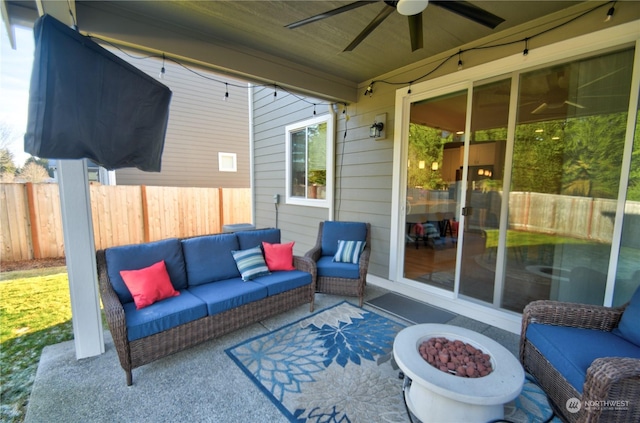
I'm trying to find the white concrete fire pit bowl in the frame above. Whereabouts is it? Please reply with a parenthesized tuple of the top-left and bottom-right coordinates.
(393, 324, 524, 423)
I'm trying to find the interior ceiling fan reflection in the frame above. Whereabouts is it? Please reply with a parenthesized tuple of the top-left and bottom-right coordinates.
(285, 0, 504, 52)
(528, 71, 585, 115)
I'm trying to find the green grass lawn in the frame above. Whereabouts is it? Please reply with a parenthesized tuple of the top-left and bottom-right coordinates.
(0, 267, 72, 423)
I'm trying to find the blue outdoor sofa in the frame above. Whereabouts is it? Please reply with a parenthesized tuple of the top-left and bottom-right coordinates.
(96, 228, 316, 385)
(520, 284, 640, 422)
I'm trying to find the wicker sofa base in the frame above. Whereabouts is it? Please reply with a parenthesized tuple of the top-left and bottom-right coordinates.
(123, 285, 311, 385)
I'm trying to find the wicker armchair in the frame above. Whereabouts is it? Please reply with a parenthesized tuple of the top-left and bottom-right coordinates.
(520, 300, 640, 422)
(305, 221, 371, 307)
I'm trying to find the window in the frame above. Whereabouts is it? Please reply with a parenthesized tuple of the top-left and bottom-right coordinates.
(218, 152, 237, 172)
(285, 114, 334, 207)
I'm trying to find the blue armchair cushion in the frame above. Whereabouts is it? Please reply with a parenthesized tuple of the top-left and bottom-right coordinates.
(124, 289, 207, 341)
(333, 240, 366, 264)
(181, 234, 241, 286)
(188, 278, 268, 316)
(231, 246, 271, 281)
(613, 284, 640, 347)
(321, 221, 367, 257)
(317, 255, 360, 279)
(526, 323, 640, 393)
(236, 228, 281, 250)
(105, 238, 187, 304)
(253, 270, 312, 296)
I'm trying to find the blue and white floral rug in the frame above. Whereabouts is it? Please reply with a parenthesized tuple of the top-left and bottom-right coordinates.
(226, 301, 560, 423)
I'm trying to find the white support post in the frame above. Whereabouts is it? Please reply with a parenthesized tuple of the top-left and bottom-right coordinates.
(57, 159, 104, 359)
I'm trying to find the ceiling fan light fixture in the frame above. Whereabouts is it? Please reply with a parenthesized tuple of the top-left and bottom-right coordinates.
(397, 0, 429, 16)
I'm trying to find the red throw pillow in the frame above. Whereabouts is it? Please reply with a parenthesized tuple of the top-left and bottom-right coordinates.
(120, 260, 180, 309)
(262, 241, 296, 271)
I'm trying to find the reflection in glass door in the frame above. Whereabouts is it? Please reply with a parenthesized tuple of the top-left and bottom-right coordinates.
(504, 48, 635, 312)
(403, 91, 467, 291)
(458, 79, 511, 304)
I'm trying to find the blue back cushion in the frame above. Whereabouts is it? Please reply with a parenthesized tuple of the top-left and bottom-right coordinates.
(526, 323, 640, 393)
(236, 228, 281, 250)
(181, 234, 241, 286)
(321, 221, 367, 257)
(105, 238, 187, 304)
(613, 284, 640, 347)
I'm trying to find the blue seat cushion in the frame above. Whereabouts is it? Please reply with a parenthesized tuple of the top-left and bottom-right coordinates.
(526, 323, 640, 393)
(187, 278, 268, 316)
(105, 238, 187, 305)
(321, 221, 367, 257)
(236, 228, 281, 250)
(253, 270, 312, 296)
(613, 284, 640, 347)
(124, 289, 207, 341)
(181, 234, 241, 286)
(316, 255, 360, 279)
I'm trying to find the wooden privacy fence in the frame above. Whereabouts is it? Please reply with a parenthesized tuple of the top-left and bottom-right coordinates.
(0, 183, 251, 262)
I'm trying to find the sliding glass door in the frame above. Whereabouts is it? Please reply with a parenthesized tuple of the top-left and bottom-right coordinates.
(401, 46, 637, 313)
(403, 90, 467, 291)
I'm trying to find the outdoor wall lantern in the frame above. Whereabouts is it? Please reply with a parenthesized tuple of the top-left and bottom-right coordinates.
(370, 121, 384, 138)
(431, 162, 439, 171)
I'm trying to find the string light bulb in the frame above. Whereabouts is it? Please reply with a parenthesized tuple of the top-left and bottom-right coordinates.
(313, 104, 317, 115)
(273, 84, 278, 101)
(223, 83, 229, 101)
(457, 50, 463, 70)
(605, 3, 615, 22)
(523, 38, 529, 56)
(159, 53, 166, 79)
(364, 83, 374, 97)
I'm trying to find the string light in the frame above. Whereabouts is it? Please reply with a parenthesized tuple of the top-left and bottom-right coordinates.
(361, 1, 613, 95)
(364, 83, 374, 97)
(313, 104, 316, 115)
(605, 2, 615, 22)
(87, 0, 612, 109)
(158, 53, 165, 79)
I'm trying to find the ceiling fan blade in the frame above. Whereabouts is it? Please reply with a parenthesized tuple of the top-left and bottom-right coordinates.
(531, 103, 548, 114)
(285, 1, 378, 29)
(565, 100, 586, 109)
(408, 13, 423, 52)
(343, 4, 395, 52)
(432, 1, 504, 29)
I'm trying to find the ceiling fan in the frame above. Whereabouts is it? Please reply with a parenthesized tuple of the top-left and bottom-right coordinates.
(285, 0, 505, 52)
(529, 71, 586, 115)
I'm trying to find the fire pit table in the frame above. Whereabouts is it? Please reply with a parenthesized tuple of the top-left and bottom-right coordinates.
(393, 324, 524, 423)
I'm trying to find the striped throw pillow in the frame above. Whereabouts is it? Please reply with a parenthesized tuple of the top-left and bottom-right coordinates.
(333, 240, 366, 264)
(231, 246, 270, 281)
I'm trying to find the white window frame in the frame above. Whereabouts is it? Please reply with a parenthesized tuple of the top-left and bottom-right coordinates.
(218, 152, 237, 172)
(285, 113, 334, 208)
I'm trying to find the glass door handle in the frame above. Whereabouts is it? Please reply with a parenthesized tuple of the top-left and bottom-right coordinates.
(461, 207, 473, 216)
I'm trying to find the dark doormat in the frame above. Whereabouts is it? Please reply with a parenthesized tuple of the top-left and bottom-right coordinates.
(366, 292, 456, 324)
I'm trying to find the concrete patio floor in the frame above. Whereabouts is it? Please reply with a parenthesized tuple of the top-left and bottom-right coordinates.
(25, 285, 520, 422)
